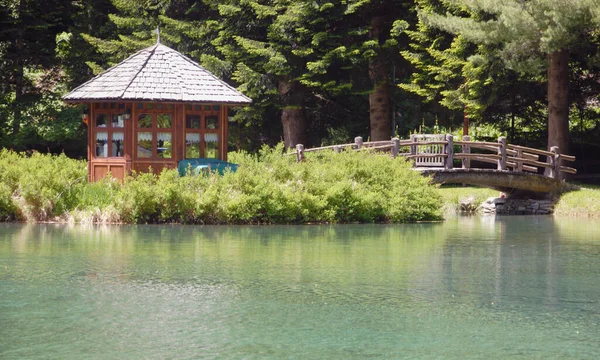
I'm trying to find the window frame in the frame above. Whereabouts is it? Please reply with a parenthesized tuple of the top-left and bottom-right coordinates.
(134, 102, 175, 159)
(184, 104, 221, 159)
(92, 102, 129, 159)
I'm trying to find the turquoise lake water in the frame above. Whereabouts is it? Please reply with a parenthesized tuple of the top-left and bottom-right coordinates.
(1, 217, 599, 359)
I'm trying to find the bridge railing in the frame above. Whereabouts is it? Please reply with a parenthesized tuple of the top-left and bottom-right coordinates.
(292, 135, 577, 180)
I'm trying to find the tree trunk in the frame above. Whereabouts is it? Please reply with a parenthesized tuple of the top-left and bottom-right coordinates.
(12, 0, 26, 136)
(368, 15, 391, 141)
(278, 78, 307, 148)
(547, 50, 570, 154)
(13, 63, 23, 136)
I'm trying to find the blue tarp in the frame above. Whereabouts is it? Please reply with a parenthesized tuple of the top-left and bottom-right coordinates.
(177, 158, 239, 176)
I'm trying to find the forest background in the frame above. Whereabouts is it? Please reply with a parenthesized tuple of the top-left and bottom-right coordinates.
(1, 0, 600, 175)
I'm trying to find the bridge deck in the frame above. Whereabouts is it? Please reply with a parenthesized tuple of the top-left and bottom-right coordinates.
(416, 168, 565, 194)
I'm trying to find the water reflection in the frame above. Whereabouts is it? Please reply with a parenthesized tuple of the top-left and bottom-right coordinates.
(1, 218, 600, 359)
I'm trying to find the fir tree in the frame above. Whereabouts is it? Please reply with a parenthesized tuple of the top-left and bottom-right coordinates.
(418, 0, 600, 152)
(210, 0, 355, 148)
(0, 0, 78, 143)
(343, 0, 414, 141)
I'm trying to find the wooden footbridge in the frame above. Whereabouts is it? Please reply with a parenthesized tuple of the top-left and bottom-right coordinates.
(292, 134, 577, 194)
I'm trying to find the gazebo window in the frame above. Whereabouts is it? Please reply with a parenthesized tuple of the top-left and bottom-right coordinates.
(204, 133, 219, 158)
(185, 133, 201, 158)
(137, 132, 153, 158)
(93, 104, 128, 158)
(206, 115, 219, 130)
(157, 132, 172, 158)
(135, 104, 173, 159)
(157, 114, 172, 128)
(96, 114, 107, 127)
(185, 104, 220, 159)
(138, 114, 152, 128)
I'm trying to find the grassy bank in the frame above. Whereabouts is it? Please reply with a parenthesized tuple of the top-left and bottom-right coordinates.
(554, 184, 600, 217)
(436, 185, 497, 213)
(437, 184, 600, 217)
(0, 146, 443, 224)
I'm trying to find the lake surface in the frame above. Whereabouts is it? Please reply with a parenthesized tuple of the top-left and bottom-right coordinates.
(1, 217, 600, 359)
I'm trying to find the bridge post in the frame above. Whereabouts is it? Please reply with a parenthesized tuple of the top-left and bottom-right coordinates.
(462, 135, 470, 169)
(497, 136, 507, 170)
(334, 145, 341, 154)
(391, 138, 400, 158)
(296, 144, 305, 162)
(445, 134, 454, 169)
(409, 134, 417, 167)
(515, 149, 523, 172)
(354, 136, 363, 150)
(549, 146, 562, 180)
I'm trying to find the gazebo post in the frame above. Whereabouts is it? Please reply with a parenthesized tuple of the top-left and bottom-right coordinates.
(221, 105, 229, 162)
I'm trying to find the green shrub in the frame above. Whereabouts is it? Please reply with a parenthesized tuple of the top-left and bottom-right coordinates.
(0, 182, 18, 221)
(0, 150, 86, 221)
(0, 145, 443, 224)
(77, 177, 120, 210)
(224, 144, 443, 223)
(115, 172, 160, 223)
(155, 169, 198, 223)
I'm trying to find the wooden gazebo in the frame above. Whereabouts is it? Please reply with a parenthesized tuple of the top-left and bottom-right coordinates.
(63, 42, 251, 182)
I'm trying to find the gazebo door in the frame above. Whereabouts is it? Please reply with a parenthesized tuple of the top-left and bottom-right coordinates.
(89, 102, 131, 181)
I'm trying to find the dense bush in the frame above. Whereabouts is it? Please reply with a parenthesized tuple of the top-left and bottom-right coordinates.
(0, 145, 443, 223)
(0, 149, 87, 221)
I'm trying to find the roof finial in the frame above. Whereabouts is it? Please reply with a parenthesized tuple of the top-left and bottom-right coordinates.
(155, 26, 161, 44)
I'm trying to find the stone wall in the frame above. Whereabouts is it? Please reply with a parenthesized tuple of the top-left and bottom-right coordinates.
(480, 197, 555, 215)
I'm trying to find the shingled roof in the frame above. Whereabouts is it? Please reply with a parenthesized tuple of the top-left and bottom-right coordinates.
(63, 43, 251, 104)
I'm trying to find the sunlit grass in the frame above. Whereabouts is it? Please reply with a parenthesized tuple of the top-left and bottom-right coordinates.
(554, 184, 600, 217)
(436, 185, 497, 213)
(439, 183, 600, 218)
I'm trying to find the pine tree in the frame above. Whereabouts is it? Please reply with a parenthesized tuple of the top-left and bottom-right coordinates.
(210, 0, 356, 148)
(418, 0, 600, 153)
(80, 0, 165, 71)
(0, 0, 79, 144)
(342, 0, 415, 141)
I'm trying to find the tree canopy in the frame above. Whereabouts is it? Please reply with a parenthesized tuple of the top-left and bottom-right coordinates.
(1, 0, 599, 168)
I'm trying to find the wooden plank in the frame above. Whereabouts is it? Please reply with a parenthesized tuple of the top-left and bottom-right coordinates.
(456, 156, 497, 165)
(406, 153, 448, 159)
(506, 148, 538, 160)
(454, 153, 500, 160)
(358, 144, 393, 150)
(508, 144, 554, 157)
(506, 161, 537, 172)
(454, 140, 500, 147)
(362, 140, 395, 146)
(506, 156, 551, 169)
(477, 144, 501, 152)
(404, 140, 448, 146)
(560, 166, 577, 174)
(560, 154, 576, 162)
(302, 143, 356, 152)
